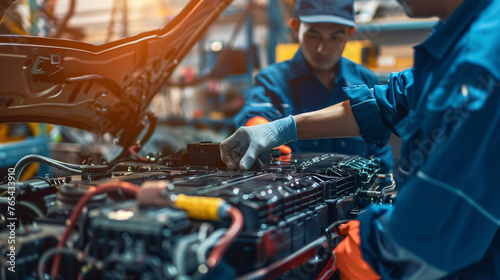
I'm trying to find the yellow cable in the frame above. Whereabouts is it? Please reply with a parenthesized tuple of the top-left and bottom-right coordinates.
(174, 194, 224, 221)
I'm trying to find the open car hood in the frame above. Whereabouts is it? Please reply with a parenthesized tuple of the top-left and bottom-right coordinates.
(0, 0, 232, 147)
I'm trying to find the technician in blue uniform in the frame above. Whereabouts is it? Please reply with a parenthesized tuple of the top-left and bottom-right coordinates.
(221, 0, 500, 278)
(234, 0, 394, 173)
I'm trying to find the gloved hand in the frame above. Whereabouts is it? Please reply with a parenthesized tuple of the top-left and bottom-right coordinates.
(335, 220, 380, 280)
(220, 116, 297, 170)
(245, 116, 292, 155)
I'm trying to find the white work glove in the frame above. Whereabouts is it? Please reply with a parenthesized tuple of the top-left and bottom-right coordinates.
(220, 116, 297, 170)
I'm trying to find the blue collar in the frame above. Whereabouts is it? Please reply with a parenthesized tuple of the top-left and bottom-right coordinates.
(422, 0, 491, 59)
(288, 48, 349, 85)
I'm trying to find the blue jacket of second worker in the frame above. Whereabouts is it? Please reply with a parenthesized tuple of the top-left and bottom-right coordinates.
(234, 50, 394, 173)
(343, 0, 500, 278)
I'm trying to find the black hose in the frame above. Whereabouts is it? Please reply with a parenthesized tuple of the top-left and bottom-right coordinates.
(137, 111, 157, 147)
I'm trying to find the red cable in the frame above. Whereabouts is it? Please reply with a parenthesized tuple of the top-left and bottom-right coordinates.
(129, 144, 150, 162)
(206, 206, 244, 268)
(50, 182, 141, 279)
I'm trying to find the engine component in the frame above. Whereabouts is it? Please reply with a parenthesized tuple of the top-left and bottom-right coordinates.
(84, 201, 191, 279)
(0, 144, 388, 280)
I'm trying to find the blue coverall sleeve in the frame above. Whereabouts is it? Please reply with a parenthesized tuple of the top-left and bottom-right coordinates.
(351, 64, 500, 279)
(343, 68, 413, 147)
(234, 71, 287, 128)
(365, 69, 382, 89)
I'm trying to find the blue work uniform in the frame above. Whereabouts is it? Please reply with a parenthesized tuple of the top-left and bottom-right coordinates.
(343, 0, 500, 278)
(235, 50, 394, 173)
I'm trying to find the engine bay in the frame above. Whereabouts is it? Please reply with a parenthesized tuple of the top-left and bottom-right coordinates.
(0, 142, 394, 280)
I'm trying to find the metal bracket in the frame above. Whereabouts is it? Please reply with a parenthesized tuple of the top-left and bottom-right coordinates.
(30, 54, 66, 83)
